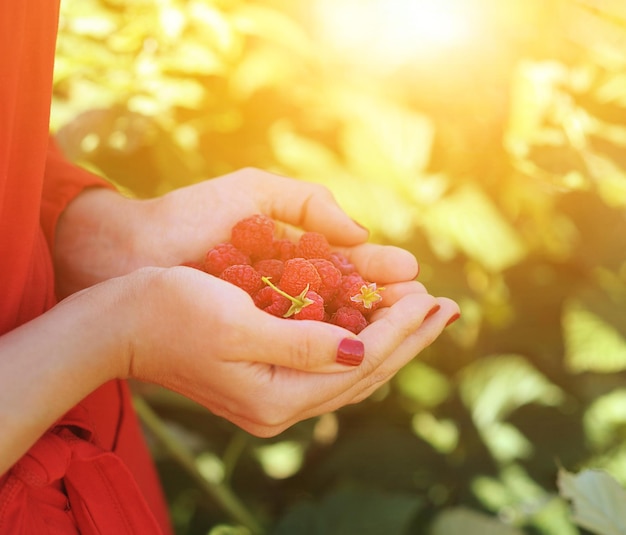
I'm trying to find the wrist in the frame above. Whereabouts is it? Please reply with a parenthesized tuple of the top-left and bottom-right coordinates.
(54, 188, 146, 295)
(54, 276, 138, 381)
(0, 275, 140, 472)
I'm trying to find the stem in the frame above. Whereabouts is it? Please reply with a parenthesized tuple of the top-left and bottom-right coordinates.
(133, 396, 265, 535)
(222, 431, 250, 484)
(261, 276, 313, 317)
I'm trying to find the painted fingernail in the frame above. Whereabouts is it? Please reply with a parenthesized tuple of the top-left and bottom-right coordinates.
(425, 304, 441, 320)
(336, 338, 365, 366)
(445, 313, 461, 327)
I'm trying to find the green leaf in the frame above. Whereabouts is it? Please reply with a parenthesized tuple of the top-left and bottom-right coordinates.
(458, 355, 564, 462)
(338, 93, 435, 180)
(422, 185, 527, 271)
(254, 440, 304, 479)
(430, 507, 525, 535)
(563, 299, 626, 373)
(584, 389, 626, 450)
(458, 355, 564, 429)
(272, 487, 421, 535)
(395, 361, 451, 408)
(558, 468, 626, 535)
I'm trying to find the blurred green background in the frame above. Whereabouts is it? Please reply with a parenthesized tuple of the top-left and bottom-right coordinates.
(52, 0, 626, 533)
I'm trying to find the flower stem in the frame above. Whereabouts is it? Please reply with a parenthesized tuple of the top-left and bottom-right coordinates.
(133, 396, 265, 534)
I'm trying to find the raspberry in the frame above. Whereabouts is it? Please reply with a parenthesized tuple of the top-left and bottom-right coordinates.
(296, 231, 331, 260)
(349, 281, 384, 314)
(271, 239, 298, 262)
(329, 252, 357, 275)
(332, 272, 384, 315)
(279, 258, 322, 296)
(333, 272, 367, 309)
(192, 213, 383, 331)
(293, 291, 325, 321)
(309, 258, 342, 302)
(253, 286, 292, 317)
(261, 276, 320, 318)
(220, 264, 264, 296)
(330, 306, 368, 334)
(204, 243, 250, 276)
(253, 258, 284, 283)
(231, 214, 275, 257)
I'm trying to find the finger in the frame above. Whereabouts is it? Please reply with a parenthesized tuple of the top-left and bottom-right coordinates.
(356, 292, 440, 375)
(228, 296, 458, 435)
(373, 280, 429, 308)
(250, 170, 370, 246)
(258, 291, 439, 411)
(229, 308, 368, 373)
(335, 243, 420, 284)
(348, 297, 460, 404)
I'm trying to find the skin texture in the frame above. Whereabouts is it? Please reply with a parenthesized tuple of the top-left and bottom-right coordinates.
(0, 168, 459, 475)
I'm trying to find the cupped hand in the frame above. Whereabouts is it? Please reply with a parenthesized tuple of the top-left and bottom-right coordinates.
(56, 165, 460, 436)
(122, 257, 458, 437)
(140, 168, 372, 268)
(55, 167, 376, 296)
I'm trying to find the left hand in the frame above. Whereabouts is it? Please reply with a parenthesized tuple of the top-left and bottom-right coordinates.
(55, 167, 417, 296)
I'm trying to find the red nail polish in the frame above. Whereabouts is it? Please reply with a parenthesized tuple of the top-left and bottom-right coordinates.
(445, 313, 461, 327)
(336, 338, 365, 366)
(425, 304, 441, 320)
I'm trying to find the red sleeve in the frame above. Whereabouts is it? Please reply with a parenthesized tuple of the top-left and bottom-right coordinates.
(40, 137, 116, 254)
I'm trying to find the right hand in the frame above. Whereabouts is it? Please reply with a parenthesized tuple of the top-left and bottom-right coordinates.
(113, 255, 457, 437)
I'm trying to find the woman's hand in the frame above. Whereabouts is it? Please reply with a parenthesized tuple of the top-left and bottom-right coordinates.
(54, 168, 374, 297)
(51, 165, 460, 437)
(120, 263, 458, 437)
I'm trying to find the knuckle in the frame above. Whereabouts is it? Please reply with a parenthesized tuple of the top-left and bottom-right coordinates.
(244, 397, 292, 431)
(259, 406, 287, 429)
(285, 332, 317, 371)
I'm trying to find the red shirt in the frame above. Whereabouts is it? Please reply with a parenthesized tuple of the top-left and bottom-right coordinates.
(0, 2, 172, 533)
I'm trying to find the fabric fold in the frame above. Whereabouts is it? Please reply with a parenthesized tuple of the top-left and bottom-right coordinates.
(0, 423, 163, 535)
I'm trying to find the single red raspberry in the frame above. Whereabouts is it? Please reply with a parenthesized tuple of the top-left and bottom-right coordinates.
(293, 290, 325, 321)
(231, 214, 275, 257)
(279, 258, 322, 296)
(331, 272, 384, 315)
(253, 258, 284, 283)
(260, 276, 322, 319)
(329, 252, 357, 275)
(348, 281, 384, 315)
(220, 264, 264, 296)
(296, 231, 332, 260)
(330, 306, 368, 334)
(204, 243, 250, 276)
(332, 272, 367, 309)
(253, 286, 292, 317)
(309, 258, 342, 302)
(271, 239, 298, 262)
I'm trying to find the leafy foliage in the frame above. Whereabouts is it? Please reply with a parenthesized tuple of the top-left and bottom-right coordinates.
(558, 468, 626, 535)
(53, 0, 626, 533)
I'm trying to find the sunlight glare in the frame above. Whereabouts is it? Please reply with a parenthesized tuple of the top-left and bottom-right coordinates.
(314, 0, 475, 69)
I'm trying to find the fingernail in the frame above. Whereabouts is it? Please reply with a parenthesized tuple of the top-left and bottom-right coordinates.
(336, 338, 365, 366)
(445, 313, 461, 327)
(351, 218, 369, 233)
(425, 304, 441, 320)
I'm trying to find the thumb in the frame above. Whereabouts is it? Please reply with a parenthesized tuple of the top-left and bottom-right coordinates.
(261, 173, 369, 246)
(238, 311, 365, 373)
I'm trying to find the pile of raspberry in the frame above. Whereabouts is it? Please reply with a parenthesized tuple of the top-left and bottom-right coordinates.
(183, 214, 384, 334)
